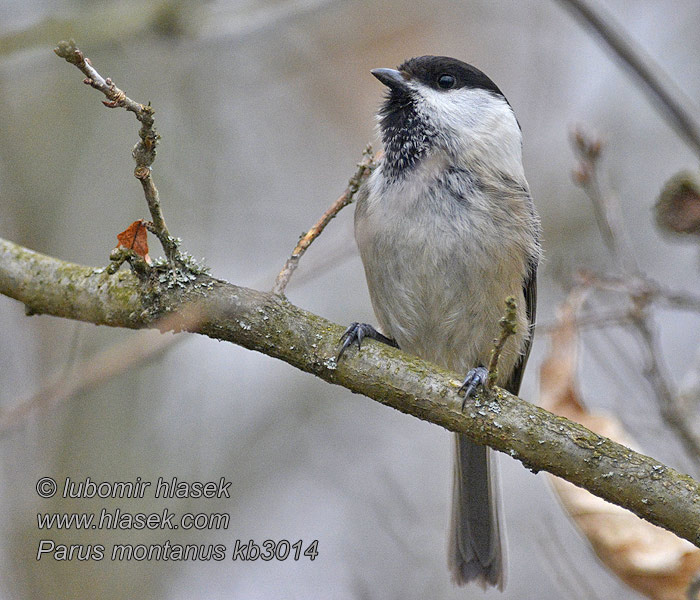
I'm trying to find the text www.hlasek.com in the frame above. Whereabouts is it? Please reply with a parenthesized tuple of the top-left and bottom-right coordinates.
(37, 508, 228, 531)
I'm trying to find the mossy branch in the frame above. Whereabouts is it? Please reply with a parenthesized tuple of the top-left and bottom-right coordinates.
(2, 235, 700, 549)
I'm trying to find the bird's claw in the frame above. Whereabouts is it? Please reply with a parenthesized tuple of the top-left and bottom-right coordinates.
(338, 322, 396, 360)
(338, 322, 366, 358)
(459, 366, 489, 410)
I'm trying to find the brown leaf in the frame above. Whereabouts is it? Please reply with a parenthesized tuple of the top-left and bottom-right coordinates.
(540, 291, 700, 600)
(116, 220, 151, 263)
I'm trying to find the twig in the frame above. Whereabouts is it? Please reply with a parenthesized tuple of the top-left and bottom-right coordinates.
(487, 296, 518, 387)
(571, 129, 637, 272)
(201, 0, 336, 43)
(271, 145, 378, 295)
(554, 0, 700, 160)
(537, 307, 633, 334)
(630, 309, 700, 458)
(576, 270, 700, 313)
(664, 290, 700, 313)
(54, 39, 178, 263)
(573, 269, 700, 460)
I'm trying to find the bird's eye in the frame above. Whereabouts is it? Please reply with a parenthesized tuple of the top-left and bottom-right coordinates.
(437, 74, 456, 89)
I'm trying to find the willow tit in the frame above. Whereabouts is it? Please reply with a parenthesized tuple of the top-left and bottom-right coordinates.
(339, 56, 541, 588)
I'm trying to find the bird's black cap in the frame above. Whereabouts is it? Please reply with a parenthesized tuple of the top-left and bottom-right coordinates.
(395, 55, 505, 97)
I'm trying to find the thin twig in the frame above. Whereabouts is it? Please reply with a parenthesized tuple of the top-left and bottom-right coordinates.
(630, 309, 700, 458)
(661, 289, 700, 313)
(272, 145, 378, 295)
(555, 0, 700, 160)
(574, 269, 700, 460)
(571, 129, 637, 272)
(537, 307, 633, 334)
(575, 270, 700, 314)
(487, 296, 518, 387)
(54, 39, 178, 263)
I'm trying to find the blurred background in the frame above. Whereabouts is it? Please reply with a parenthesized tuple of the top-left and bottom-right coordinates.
(1, 0, 700, 598)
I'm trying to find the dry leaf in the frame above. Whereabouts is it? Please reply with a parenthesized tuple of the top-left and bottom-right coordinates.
(116, 219, 151, 264)
(539, 292, 700, 600)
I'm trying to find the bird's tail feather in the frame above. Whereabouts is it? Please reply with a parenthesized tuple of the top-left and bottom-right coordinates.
(448, 434, 505, 590)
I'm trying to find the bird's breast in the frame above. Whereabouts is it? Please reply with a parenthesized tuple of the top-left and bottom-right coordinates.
(355, 160, 531, 377)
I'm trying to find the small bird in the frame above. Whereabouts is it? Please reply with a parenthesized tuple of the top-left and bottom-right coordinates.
(339, 56, 540, 588)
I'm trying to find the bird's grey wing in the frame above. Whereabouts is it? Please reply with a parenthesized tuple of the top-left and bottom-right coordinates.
(504, 257, 537, 396)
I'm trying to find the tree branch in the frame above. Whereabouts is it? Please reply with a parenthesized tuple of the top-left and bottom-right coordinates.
(555, 0, 700, 160)
(2, 235, 700, 548)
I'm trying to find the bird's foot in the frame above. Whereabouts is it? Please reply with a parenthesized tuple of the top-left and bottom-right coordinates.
(337, 322, 397, 359)
(458, 366, 489, 410)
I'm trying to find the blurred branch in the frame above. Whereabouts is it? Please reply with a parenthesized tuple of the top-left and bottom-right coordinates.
(0, 1, 195, 57)
(0, 0, 338, 58)
(2, 236, 700, 548)
(200, 0, 338, 44)
(272, 145, 378, 296)
(537, 307, 632, 333)
(578, 271, 700, 313)
(630, 310, 700, 459)
(574, 271, 700, 461)
(0, 325, 183, 434)
(570, 131, 700, 461)
(571, 129, 636, 272)
(555, 0, 700, 160)
(54, 40, 178, 264)
(538, 279, 700, 333)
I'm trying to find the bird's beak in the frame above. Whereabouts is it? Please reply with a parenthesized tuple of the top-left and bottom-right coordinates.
(371, 68, 408, 90)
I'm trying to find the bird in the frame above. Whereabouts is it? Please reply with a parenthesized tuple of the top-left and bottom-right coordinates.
(338, 55, 541, 589)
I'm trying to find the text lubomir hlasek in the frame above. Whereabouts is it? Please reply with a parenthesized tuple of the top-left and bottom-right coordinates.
(61, 477, 231, 499)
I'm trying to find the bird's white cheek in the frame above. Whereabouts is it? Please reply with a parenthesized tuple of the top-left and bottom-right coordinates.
(415, 87, 524, 178)
(417, 87, 487, 131)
